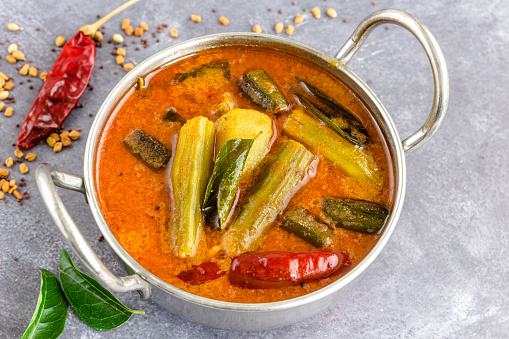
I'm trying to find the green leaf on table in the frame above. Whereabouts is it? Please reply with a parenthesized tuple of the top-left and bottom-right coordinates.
(202, 136, 258, 229)
(58, 249, 144, 331)
(22, 269, 67, 339)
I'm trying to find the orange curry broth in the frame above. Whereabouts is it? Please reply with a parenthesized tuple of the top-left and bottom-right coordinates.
(95, 47, 394, 303)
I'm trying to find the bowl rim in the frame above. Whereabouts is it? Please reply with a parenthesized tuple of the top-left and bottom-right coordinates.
(83, 32, 406, 311)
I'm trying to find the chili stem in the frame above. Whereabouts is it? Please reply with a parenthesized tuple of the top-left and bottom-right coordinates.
(79, 0, 141, 36)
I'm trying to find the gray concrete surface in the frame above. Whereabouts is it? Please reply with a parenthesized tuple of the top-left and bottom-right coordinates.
(1, 0, 508, 337)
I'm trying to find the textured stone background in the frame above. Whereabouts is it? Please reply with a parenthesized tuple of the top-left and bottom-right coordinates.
(1, 0, 508, 338)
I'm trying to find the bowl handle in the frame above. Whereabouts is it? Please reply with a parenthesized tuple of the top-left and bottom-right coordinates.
(34, 163, 152, 298)
(335, 9, 449, 155)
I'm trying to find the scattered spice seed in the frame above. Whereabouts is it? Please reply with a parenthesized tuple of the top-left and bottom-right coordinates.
(372, 2, 376, 5)
(94, 31, 103, 42)
(19, 64, 29, 76)
(13, 190, 22, 200)
(0, 103, 4, 111)
(219, 16, 230, 25)
(14, 149, 23, 158)
(0, 73, 8, 81)
(46, 136, 56, 147)
(117, 48, 126, 56)
(141, 22, 149, 31)
(0, 169, 9, 176)
(0, 91, 8, 100)
(98, 234, 104, 242)
(275, 22, 284, 33)
(285, 25, 294, 35)
(112, 33, 124, 43)
(0, 191, 3, 199)
(125, 25, 134, 36)
(5, 106, 13, 118)
(253, 25, 262, 33)
(170, 29, 179, 38)
(124, 63, 134, 72)
(53, 142, 63, 153)
(6, 55, 16, 64)
(116, 55, 125, 64)
(55, 35, 66, 47)
(29, 67, 38, 77)
(13, 257, 18, 261)
(61, 135, 72, 146)
(121, 18, 130, 30)
(8, 43, 18, 54)
(311, 7, 321, 18)
(279, 9, 283, 14)
(327, 8, 337, 18)
(25, 153, 36, 162)
(12, 50, 25, 61)
(4, 81, 14, 90)
(294, 15, 304, 24)
(386, 26, 390, 30)
(7, 23, 23, 31)
(19, 164, 28, 174)
(134, 27, 143, 37)
(5, 158, 14, 168)
(191, 15, 202, 23)
(69, 130, 80, 140)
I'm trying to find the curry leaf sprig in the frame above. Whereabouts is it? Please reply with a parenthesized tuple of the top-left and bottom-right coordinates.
(22, 249, 144, 337)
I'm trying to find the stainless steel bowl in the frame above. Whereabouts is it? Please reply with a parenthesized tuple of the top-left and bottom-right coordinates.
(35, 9, 448, 330)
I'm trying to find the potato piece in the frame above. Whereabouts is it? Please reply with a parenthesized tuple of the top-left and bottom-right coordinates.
(215, 108, 272, 174)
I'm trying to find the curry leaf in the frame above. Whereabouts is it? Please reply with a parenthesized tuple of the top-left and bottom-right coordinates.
(22, 269, 67, 339)
(202, 136, 258, 229)
(58, 249, 144, 331)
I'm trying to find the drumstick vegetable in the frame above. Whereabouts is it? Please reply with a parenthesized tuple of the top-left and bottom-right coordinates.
(229, 251, 351, 289)
(283, 109, 379, 181)
(171, 116, 215, 258)
(16, 0, 141, 149)
(222, 140, 314, 255)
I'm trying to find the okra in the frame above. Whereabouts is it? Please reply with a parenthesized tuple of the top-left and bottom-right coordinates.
(174, 61, 230, 82)
(283, 109, 379, 181)
(212, 92, 237, 116)
(171, 116, 215, 258)
(162, 107, 186, 124)
(239, 69, 288, 113)
(222, 140, 314, 255)
(322, 197, 389, 233)
(123, 129, 171, 172)
(281, 207, 334, 248)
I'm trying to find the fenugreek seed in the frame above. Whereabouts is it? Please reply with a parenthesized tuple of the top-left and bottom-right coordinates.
(9, 180, 15, 187)
(19, 163, 29, 174)
(3, 81, 14, 90)
(116, 55, 125, 64)
(285, 25, 294, 35)
(0, 73, 8, 81)
(219, 16, 230, 25)
(294, 15, 304, 24)
(141, 22, 149, 31)
(117, 48, 126, 56)
(0, 78, 4, 87)
(2, 181, 9, 192)
(29, 67, 38, 77)
(4, 107, 13, 117)
(8, 43, 18, 54)
(13, 190, 22, 200)
(112, 34, 124, 43)
(40, 72, 48, 81)
(69, 130, 80, 140)
(191, 15, 201, 23)
(6, 55, 17, 63)
(25, 153, 36, 162)
(0, 191, 3, 199)
(311, 7, 321, 19)
(6, 158, 14, 168)
(61, 135, 72, 147)
(170, 29, 178, 38)
(253, 25, 262, 33)
(49, 133, 60, 142)
(7, 23, 23, 31)
(0, 169, 8, 177)
(53, 142, 63, 153)
(134, 27, 143, 37)
(60, 131, 69, 138)
(125, 26, 134, 36)
(275, 22, 284, 33)
(124, 63, 134, 72)
(0, 91, 9, 100)
(20, 64, 30, 76)
(121, 19, 130, 30)
(9, 185, 18, 194)
(12, 50, 25, 61)
(93, 31, 103, 42)
(14, 149, 23, 158)
(55, 35, 65, 47)
(47, 136, 56, 147)
(327, 8, 337, 18)
(0, 102, 4, 111)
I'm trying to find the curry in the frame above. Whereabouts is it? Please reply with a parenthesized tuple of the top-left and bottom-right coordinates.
(95, 46, 393, 303)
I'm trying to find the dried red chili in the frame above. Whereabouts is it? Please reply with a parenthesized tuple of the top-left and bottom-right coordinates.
(228, 251, 351, 289)
(16, 0, 141, 149)
(177, 261, 225, 285)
